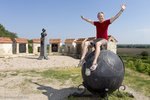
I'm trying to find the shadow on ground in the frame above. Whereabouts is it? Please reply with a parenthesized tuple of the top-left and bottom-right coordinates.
(33, 82, 101, 100)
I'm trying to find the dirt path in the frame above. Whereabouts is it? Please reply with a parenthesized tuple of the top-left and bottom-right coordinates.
(0, 55, 79, 71)
(124, 86, 150, 100)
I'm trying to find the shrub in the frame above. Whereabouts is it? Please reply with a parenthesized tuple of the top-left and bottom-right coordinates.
(144, 64, 150, 75)
(141, 51, 149, 56)
(28, 44, 33, 53)
(140, 51, 149, 59)
(134, 59, 145, 73)
(127, 60, 135, 70)
(122, 55, 150, 75)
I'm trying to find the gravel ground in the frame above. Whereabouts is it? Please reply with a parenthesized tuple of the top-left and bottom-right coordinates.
(0, 55, 79, 71)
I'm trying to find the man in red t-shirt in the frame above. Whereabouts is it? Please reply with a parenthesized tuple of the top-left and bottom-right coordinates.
(79, 4, 126, 71)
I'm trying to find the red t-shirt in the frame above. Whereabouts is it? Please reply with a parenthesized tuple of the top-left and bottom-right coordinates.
(94, 19, 111, 40)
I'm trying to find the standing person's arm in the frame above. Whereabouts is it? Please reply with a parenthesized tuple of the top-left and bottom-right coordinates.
(81, 16, 94, 25)
(110, 4, 126, 23)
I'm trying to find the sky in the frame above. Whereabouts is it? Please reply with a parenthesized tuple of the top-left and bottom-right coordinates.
(0, 0, 150, 44)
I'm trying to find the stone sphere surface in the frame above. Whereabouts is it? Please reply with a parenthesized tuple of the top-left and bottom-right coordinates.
(82, 50, 124, 95)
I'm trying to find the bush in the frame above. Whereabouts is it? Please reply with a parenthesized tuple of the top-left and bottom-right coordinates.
(141, 56, 148, 59)
(28, 44, 33, 53)
(144, 64, 150, 75)
(140, 51, 149, 59)
(141, 51, 149, 56)
(127, 60, 135, 70)
(142, 59, 150, 64)
(134, 59, 146, 73)
(120, 55, 150, 75)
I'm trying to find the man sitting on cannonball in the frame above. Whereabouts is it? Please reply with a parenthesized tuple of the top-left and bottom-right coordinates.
(78, 4, 126, 71)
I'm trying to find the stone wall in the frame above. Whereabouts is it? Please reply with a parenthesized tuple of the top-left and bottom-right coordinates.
(0, 44, 12, 56)
(32, 43, 40, 55)
(107, 41, 117, 54)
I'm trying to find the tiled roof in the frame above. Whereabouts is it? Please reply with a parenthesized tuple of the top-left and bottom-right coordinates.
(75, 38, 87, 43)
(14, 38, 28, 43)
(49, 39, 62, 43)
(32, 38, 40, 43)
(64, 39, 76, 43)
(87, 37, 96, 41)
(0, 37, 12, 43)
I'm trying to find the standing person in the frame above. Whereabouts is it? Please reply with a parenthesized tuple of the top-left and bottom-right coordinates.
(78, 4, 126, 71)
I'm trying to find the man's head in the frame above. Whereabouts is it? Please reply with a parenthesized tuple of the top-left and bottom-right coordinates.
(97, 12, 105, 22)
(42, 28, 46, 32)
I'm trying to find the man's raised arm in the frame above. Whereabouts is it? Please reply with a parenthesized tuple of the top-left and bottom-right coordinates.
(81, 16, 94, 25)
(110, 4, 126, 23)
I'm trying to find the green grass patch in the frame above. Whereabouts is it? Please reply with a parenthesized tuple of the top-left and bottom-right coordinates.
(20, 70, 41, 77)
(68, 91, 135, 100)
(109, 91, 135, 100)
(40, 68, 82, 84)
(123, 68, 150, 97)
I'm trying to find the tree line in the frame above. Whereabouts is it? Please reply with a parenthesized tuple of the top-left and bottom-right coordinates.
(0, 24, 18, 38)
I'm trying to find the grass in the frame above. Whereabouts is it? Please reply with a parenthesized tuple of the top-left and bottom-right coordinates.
(108, 91, 135, 100)
(40, 67, 82, 85)
(123, 68, 150, 97)
(68, 91, 135, 100)
(0, 72, 7, 78)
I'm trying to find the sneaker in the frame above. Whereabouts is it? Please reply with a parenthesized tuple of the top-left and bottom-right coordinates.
(85, 68, 91, 76)
(90, 64, 98, 71)
(78, 59, 86, 67)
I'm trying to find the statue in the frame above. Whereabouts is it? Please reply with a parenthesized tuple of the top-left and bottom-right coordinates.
(38, 28, 48, 60)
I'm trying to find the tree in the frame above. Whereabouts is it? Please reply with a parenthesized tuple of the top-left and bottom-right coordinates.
(0, 24, 18, 38)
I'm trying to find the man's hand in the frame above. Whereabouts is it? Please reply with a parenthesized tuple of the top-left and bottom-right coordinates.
(81, 16, 84, 20)
(80, 16, 94, 25)
(110, 4, 126, 23)
(121, 4, 126, 11)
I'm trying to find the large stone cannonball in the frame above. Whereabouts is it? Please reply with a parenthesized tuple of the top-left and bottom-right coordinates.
(82, 50, 124, 96)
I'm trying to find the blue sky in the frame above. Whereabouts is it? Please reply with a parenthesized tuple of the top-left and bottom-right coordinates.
(0, 0, 150, 44)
